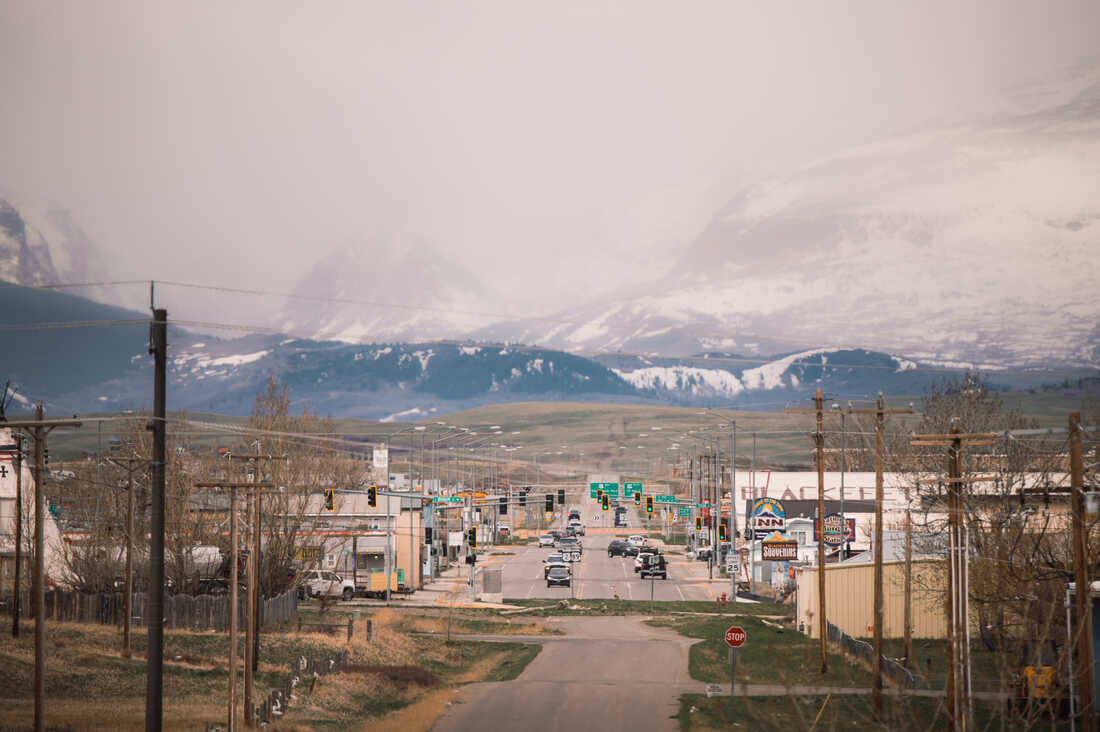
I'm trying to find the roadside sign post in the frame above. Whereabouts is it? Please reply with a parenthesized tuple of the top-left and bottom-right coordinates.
(725, 625, 746, 696)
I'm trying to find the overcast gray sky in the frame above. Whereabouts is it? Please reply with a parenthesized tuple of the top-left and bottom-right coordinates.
(2, 1, 1098, 321)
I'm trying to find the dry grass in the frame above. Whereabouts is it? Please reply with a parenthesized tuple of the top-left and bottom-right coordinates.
(1, 609, 542, 731)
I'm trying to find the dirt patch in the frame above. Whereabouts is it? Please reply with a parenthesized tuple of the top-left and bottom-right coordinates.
(454, 652, 505, 684)
(359, 686, 464, 732)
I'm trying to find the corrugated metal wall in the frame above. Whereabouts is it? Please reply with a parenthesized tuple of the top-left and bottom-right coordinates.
(796, 559, 948, 639)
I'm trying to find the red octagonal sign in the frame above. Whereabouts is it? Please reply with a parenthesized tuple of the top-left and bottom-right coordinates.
(725, 625, 747, 648)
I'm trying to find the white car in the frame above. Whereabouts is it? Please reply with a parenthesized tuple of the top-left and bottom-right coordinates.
(302, 569, 356, 600)
(627, 535, 646, 547)
(538, 534, 556, 547)
(567, 520, 585, 536)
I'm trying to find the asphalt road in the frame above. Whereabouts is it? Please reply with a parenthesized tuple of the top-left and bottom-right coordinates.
(431, 616, 697, 732)
(481, 494, 735, 603)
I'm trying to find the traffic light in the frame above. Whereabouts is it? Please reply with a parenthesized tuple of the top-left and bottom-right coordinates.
(596, 488, 603, 502)
(545, 494, 553, 512)
(557, 488, 565, 506)
(499, 496, 508, 515)
(601, 494, 609, 511)
(718, 523, 727, 542)
(425, 527, 433, 544)
(634, 491, 641, 505)
(324, 488, 334, 511)
(519, 491, 526, 507)
(467, 526, 477, 548)
(367, 484, 377, 507)
(695, 516, 703, 531)
(645, 496, 653, 514)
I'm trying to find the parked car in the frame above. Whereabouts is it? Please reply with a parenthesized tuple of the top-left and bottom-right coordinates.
(546, 565, 571, 588)
(302, 569, 355, 600)
(538, 533, 556, 547)
(639, 554, 668, 579)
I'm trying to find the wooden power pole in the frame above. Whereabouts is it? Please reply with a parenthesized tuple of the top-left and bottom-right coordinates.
(844, 395, 911, 717)
(105, 455, 147, 659)
(5, 409, 82, 732)
(910, 427, 995, 732)
(789, 388, 829, 672)
(1070, 412, 1096, 732)
(194, 475, 274, 729)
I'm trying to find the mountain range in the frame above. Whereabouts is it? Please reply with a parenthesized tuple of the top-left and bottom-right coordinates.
(2, 281, 1077, 420)
(2, 66, 1098, 415)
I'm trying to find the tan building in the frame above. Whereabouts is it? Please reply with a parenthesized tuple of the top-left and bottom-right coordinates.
(795, 558, 951, 639)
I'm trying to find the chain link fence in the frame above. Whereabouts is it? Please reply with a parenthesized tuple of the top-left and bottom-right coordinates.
(827, 621, 920, 689)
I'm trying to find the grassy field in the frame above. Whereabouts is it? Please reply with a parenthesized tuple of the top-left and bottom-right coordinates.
(0, 607, 544, 731)
(48, 391, 1093, 474)
(647, 613, 870, 688)
(675, 693, 1034, 731)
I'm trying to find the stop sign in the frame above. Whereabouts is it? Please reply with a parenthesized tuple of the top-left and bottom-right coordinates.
(725, 625, 746, 648)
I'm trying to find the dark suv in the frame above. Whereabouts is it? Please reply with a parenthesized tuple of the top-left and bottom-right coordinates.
(608, 540, 631, 557)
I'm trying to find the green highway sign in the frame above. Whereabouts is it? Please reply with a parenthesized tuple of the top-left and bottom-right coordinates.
(697, 502, 712, 509)
(623, 481, 643, 497)
(432, 496, 463, 504)
(679, 507, 690, 517)
(654, 495, 676, 504)
(589, 482, 620, 499)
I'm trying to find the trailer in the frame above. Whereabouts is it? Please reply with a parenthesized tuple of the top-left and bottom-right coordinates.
(355, 569, 406, 598)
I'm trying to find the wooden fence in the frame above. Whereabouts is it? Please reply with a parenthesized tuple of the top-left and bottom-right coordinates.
(2, 588, 298, 631)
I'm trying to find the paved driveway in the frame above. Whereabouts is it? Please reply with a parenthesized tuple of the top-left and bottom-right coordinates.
(431, 616, 695, 732)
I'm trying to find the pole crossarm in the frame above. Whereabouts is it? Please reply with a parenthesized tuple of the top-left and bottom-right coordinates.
(5, 418, 83, 431)
(192, 481, 275, 489)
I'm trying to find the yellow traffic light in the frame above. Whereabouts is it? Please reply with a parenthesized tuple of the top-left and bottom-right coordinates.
(324, 488, 334, 511)
(695, 516, 703, 531)
(719, 524, 727, 542)
(368, 485, 377, 507)
(645, 496, 653, 514)
(601, 494, 609, 511)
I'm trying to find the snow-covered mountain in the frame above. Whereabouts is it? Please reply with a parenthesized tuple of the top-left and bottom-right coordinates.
(276, 238, 502, 344)
(0, 196, 118, 305)
(476, 66, 1100, 369)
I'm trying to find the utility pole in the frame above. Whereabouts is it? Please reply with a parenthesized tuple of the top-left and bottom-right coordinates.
(105, 456, 147, 659)
(193, 476, 274, 730)
(731, 421, 737, 604)
(6, 409, 81, 732)
(229, 484, 239, 731)
(788, 389, 828, 673)
(845, 395, 911, 717)
(33, 405, 44, 732)
(147, 307, 167, 732)
(0, 437, 24, 638)
(1070, 412, 1096, 732)
(910, 427, 995, 732)
(223, 452, 285, 723)
(749, 433, 756, 596)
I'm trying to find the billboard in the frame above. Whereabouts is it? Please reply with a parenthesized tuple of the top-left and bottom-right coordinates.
(816, 513, 856, 547)
(750, 497, 785, 539)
